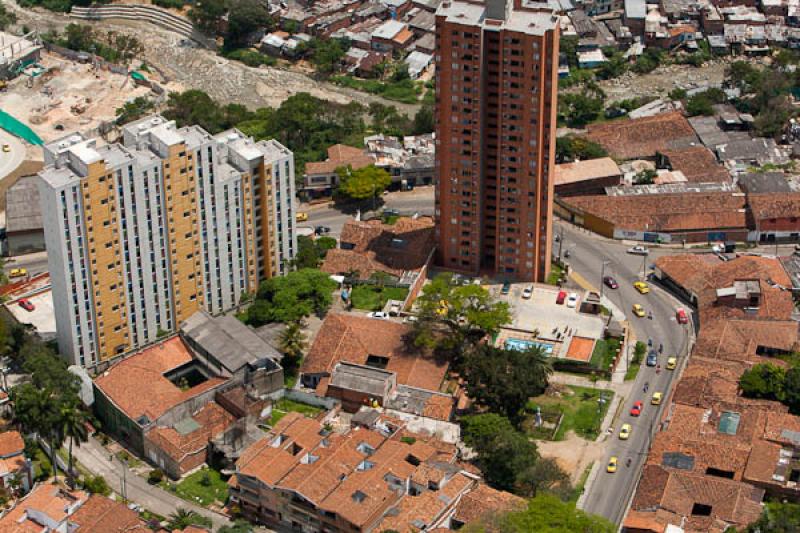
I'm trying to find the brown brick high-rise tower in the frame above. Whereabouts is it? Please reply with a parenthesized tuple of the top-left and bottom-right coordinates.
(435, 0, 559, 282)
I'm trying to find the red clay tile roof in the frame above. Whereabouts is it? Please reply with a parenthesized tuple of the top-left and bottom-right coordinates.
(0, 430, 24, 457)
(553, 157, 621, 185)
(564, 192, 748, 233)
(305, 144, 375, 176)
(321, 216, 435, 279)
(659, 146, 731, 183)
(451, 483, 527, 525)
(94, 337, 227, 423)
(145, 401, 235, 470)
(742, 438, 782, 486)
(747, 192, 800, 220)
(585, 112, 698, 160)
(302, 313, 448, 393)
(632, 465, 764, 531)
(69, 494, 149, 532)
(0, 485, 88, 531)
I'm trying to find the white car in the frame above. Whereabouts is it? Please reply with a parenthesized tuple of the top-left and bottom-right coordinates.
(711, 243, 724, 253)
(368, 311, 389, 319)
(566, 293, 579, 308)
(522, 286, 533, 299)
(627, 245, 649, 255)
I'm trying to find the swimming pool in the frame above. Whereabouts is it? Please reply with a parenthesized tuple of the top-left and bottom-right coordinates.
(505, 338, 555, 355)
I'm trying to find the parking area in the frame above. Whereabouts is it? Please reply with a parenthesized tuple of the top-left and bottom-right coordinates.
(492, 283, 606, 361)
(4, 289, 56, 341)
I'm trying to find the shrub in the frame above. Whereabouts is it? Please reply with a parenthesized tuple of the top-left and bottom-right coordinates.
(148, 468, 165, 485)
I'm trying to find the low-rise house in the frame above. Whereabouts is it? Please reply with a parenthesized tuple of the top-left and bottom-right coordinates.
(656, 146, 731, 183)
(553, 157, 622, 196)
(585, 111, 699, 161)
(260, 31, 288, 55)
(716, 137, 790, 169)
(408, 8, 435, 35)
(300, 312, 452, 417)
(747, 192, 800, 243)
(412, 32, 436, 53)
(371, 20, 414, 51)
(302, 144, 375, 199)
(737, 172, 794, 194)
(578, 48, 607, 68)
(0, 431, 32, 494)
(0, 485, 88, 531)
(93, 336, 236, 478)
(69, 493, 152, 532)
(404, 50, 432, 78)
(229, 411, 506, 532)
(364, 133, 435, 187)
(624, 0, 647, 34)
(5, 176, 45, 255)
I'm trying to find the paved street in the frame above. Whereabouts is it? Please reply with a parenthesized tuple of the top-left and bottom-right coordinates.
(3, 250, 48, 279)
(72, 435, 234, 530)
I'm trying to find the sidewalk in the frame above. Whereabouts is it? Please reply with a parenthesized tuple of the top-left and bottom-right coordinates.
(72, 436, 232, 530)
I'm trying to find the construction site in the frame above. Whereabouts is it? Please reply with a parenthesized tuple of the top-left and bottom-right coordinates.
(0, 45, 171, 144)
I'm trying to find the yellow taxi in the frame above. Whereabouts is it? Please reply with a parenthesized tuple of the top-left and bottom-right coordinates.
(9, 268, 27, 278)
(651, 392, 663, 405)
(296, 212, 308, 222)
(632, 303, 646, 318)
(2, 144, 9, 153)
(607, 456, 618, 473)
(619, 424, 632, 440)
(666, 357, 677, 370)
(633, 281, 650, 294)
(436, 299, 448, 316)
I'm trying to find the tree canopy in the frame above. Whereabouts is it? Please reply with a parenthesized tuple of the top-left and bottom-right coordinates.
(555, 136, 608, 163)
(336, 165, 392, 201)
(463, 493, 615, 533)
(243, 268, 337, 325)
(746, 501, 800, 533)
(739, 362, 800, 414)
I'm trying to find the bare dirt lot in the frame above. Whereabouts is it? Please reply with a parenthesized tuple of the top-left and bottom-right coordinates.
(537, 430, 606, 484)
(597, 60, 731, 103)
(0, 52, 155, 143)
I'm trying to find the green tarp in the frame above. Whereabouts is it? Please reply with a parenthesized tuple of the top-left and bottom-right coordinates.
(0, 110, 43, 145)
(130, 71, 146, 81)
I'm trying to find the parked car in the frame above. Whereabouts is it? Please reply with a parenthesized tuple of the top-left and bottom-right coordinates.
(666, 357, 677, 370)
(633, 281, 650, 294)
(603, 276, 618, 289)
(630, 400, 643, 417)
(627, 245, 649, 255)
(522, 286, 533, 299)
(606, 456, 618, 473)
(501, 282, 511, 295)
(314, 225, 331, 235)
(676, 307, 688, 324)
(403, 315, 418, 323)
(472, 277, 482, 286)
(9, 268, 27, 278)
(18, 299, 34, 312)
(556, 290, 567, 305)
(619, 424, 632, 440)
(566, 293, 578, 308)
(632, 303, 646, 318)
(2, 144, 9, 153)
(646, 350, 658, 367)
(651, 392, 663, 405)
(367, 311, 388, 319)
(296, 212, 308, 222)
(711, 242, 725, 253)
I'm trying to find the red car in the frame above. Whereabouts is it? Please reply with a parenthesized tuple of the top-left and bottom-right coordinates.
(18, 299, 34, 312)
(630, 400, 643, 417)
(556, 290, 567, 305)
(676, 308, 688, 324)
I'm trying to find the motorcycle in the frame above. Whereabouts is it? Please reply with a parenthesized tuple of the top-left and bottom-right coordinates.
(626, 458, 632, 467)
(648, 312, 653, 320)
(643, 381, 649, 393)
(656, 365, 661, 374)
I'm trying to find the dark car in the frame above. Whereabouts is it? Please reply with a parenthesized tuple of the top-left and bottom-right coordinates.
(603, 276, 618, 289)
(314, 226, 331, 235)
(646, 351, 658, 367)
(501, 282, 512, 295)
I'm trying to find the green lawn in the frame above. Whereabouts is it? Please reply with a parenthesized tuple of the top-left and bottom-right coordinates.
(168, 467, 229, 507)
(589, 338, 621, 371)
(546, 262, 565, 285)
(269, 398, 323, 426)
(625, 355, 642, 381)
(350, 285, 409, 311)
(525, 385, 613, 441)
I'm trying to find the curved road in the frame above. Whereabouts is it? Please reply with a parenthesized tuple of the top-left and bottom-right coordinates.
(0, 129, 25, 182)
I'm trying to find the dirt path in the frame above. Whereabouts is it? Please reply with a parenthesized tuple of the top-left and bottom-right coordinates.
(536, 431, 606, 484)
(8, 2, 422, 115)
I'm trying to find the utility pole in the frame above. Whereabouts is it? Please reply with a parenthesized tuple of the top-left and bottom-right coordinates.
(600, 259, 610, 298)
(557, 225, 565, 262)
(641, 251, 648, 280)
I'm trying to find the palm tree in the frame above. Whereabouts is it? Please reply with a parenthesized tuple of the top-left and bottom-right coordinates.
(61, 405, 89, 480)
(278, 321, 307, 378)
(167, 508, 211, 531)
(11, 385, 63, 483)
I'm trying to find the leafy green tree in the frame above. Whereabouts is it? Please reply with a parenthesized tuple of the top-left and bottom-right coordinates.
(514, 457, 571, 498)
(783, 365, 800, 414)
(163, 90, 253, 134)
(278, 321, 306, 378)
(727, 60, 763, 93)
(739, 363, 786, 400)
(462, 344, 552, 426)
(310, 37, 349, 76)
(634, 168, 657, 185)
(753, 96, 792, 138)
(225, 0, 273, 49)
(116, 96, 154, 125)
(596, 47, 627, 80)
(293, 235, 323, 269)
(668, 87, 688, 101)
(218, 520, 255, 533)
(559, 36, 579, 68)
(189, 0, 227, 33)
(11, 385, 65, 482)
(412, 103, 434, 135)
(746, 501, 800, 533)
(0, 3, 17, 30)
(82, 474, 111, 495)
(316, 236, 337, 256)
(336, 165, 392, 201)
(244, 269, 337, 325)
(463, 493, 615, 533)
(461, 414, 538, 492)
(410, 273, 511, 364)
(555, 135, 607, 163)
(167, 508, 212, 531)
(632, 49, 661, 74)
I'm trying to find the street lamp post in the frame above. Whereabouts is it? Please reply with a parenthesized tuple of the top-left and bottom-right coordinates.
(557, 225, 565, 262)
(600, 259, 611, 299)
(641, 251, 649, 280)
